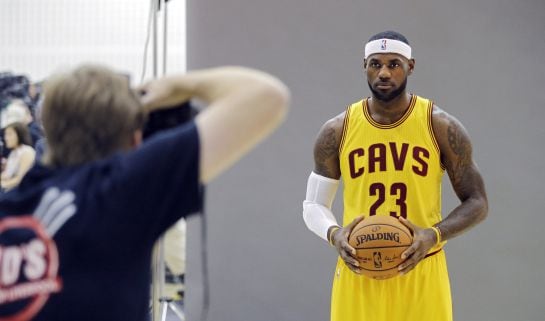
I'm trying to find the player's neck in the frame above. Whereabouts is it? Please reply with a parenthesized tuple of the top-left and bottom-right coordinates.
(368, 92, 412, 125)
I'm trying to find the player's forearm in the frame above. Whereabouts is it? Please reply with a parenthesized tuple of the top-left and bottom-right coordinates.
(435, 195, 488, 242)
(302, 172, 341, 242)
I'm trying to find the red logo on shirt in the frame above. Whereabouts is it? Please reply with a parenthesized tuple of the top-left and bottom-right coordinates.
(0, 216, 62, 321)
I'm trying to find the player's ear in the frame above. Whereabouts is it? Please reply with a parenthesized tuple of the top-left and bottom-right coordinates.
(408, 58, 415, 75)
(363, 58, 368, 69)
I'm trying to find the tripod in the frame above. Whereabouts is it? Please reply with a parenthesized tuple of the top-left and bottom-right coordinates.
(148, 0, 185, 320)
(152, 239, 186, 321)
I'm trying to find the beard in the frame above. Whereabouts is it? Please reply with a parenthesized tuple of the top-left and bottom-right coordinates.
(368, 77, 407, 102)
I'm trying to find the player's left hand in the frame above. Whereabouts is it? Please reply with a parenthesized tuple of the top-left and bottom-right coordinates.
(397, 217, 437, 275)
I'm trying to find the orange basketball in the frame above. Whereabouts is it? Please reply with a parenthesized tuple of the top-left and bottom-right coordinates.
(348, 215, 413, 279)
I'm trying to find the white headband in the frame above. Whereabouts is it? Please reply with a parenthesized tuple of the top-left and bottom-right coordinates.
(364, 39, 412, 60)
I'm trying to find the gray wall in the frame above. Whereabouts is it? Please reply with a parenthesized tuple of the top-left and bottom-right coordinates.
(185, 1, 545, 320)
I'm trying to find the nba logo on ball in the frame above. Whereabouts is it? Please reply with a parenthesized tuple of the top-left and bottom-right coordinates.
(381, 39, 387, 50)
(373, 252, 382, 268)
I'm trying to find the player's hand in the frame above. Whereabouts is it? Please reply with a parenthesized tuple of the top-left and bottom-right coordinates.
(331, 216, 364, 274)
(136, 76, 192, 112)
(397, 217, 437, 275)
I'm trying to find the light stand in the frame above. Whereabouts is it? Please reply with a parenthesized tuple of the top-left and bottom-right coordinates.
(149, 0, 185, 320)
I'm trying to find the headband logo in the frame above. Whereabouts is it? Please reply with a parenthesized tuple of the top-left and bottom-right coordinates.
(381, 39, 387, 50)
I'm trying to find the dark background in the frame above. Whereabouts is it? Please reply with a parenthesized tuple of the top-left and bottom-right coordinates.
(185, 1, 545, 320)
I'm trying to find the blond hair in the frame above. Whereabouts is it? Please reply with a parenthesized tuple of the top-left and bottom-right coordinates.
(42, 64, 146, 167)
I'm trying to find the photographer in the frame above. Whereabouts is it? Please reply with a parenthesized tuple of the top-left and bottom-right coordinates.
(0, 64, 289, 321)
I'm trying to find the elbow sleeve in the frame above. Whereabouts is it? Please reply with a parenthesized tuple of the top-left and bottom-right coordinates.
(302, 172, 340, 241)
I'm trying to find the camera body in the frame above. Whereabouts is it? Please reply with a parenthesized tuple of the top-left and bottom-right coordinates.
(143, 101, 199, 139)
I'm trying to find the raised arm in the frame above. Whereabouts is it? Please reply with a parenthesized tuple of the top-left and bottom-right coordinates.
(139, 66, 289, 184)
(432, 105, 488, 240)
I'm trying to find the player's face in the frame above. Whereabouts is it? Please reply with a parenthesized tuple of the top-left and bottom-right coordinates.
(365, 53, 414, 102)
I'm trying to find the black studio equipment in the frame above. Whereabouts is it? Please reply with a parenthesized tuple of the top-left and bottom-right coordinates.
(143, 101, 200, 139)
(143, 1, 208, 321)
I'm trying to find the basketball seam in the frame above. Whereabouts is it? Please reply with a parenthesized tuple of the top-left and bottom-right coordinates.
(357, 250, 443, 272)
(350, 223, 412, 240)
(358, 265, 401, 272)
(354, 245, 408, 250)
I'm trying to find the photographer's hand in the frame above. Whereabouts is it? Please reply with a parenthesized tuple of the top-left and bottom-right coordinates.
(137, 67, 289, 184)
(137, 77, 193, 112)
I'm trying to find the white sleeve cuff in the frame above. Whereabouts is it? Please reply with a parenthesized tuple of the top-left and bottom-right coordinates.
(302, 172, 340, 242)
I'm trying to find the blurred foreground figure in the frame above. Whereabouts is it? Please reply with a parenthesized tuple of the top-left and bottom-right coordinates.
(0, 64, 289, 321)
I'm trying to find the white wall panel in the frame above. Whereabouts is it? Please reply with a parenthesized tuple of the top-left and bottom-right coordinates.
(1, 0, 186, 82)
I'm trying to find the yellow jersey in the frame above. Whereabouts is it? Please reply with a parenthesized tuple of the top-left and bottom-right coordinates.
(332, 95, 451, 321)
(339, 95, 444, 243)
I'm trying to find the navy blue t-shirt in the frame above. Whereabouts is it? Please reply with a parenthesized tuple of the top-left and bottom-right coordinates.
(0, 122, 202, 321)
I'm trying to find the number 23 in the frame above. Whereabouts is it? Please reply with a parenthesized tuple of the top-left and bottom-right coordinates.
(369, 182, 407, 218)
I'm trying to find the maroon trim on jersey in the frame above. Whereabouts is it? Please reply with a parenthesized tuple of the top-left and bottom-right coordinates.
(427, 101, 446, 170)
(362, 95, 416, 129)
(338, 104, 351, 154)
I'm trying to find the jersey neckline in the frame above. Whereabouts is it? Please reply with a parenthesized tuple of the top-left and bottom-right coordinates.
(362, 94, 416, 129)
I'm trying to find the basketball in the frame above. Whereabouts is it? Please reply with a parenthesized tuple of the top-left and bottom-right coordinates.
(348, 216, 413, 279)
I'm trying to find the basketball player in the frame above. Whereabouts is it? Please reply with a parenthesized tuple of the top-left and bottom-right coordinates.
(0, 65, 288, 321)
(303, 31, 488, 321)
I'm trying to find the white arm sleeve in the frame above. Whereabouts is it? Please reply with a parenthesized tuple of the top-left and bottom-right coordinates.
(302, 171, 340, 242)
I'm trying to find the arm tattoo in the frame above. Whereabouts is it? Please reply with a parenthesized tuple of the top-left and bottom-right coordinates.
(433, 108, 488, 241)
(446, 118, 473, 196)
(314, 125, 340, 177)
(447, 120, 470, 159)
(316, 127, 338, 161)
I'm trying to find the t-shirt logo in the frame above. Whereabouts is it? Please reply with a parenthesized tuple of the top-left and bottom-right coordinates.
(0, 188, 76, 321)
(0, 216, 61, 321)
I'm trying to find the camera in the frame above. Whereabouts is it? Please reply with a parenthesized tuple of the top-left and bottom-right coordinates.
(143, 101, 199, 139)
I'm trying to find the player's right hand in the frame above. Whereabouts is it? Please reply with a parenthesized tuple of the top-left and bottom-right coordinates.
(331, 216, 364, 274)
